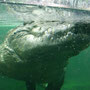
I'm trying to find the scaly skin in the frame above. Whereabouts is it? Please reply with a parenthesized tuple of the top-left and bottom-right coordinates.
(0, 21, 90, 90)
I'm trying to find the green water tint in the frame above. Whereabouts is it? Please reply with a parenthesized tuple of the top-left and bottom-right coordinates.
(0, 2, 90, 90)
(0, 26, 16, 44)
(0, 26, 90, 90)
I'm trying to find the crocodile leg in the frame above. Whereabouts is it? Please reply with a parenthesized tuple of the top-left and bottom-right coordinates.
(45, 75, 64, 90)
(26, 81, 36, 90)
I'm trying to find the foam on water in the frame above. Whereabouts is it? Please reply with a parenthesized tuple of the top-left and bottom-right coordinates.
(0, 0, 90, 27)
(1, 2, 89, 23)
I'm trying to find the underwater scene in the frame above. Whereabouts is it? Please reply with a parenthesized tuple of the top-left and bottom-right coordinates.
(0, 0, 90, 90)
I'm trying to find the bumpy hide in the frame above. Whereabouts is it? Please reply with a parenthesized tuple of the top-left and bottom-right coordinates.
(0, 21, 90, 84)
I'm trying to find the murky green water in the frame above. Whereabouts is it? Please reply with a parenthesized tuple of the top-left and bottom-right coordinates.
(0, 1, 90, 90)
